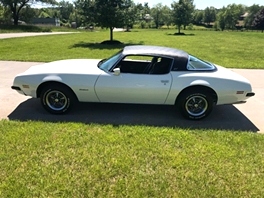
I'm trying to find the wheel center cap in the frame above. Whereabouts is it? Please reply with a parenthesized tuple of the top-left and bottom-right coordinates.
(194, 104, 198, 108)
(55, 99, 59, 102)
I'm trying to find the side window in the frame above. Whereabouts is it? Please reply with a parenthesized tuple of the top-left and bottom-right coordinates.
(149, 57, 173, 74)
(187, 55, 215, 70)
(116, 55, 155, 74)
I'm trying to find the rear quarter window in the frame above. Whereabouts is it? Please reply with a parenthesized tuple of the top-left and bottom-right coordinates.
(187, 55, 215, 70)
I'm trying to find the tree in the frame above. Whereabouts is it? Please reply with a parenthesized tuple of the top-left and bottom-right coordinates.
(0, 4, 3, 18)
(217, 8, 226, 31)
(150, 4, 172, 29)
(123, 2, 139, 31)
(151, 3, 163, 28)
(76, 0, 133, 41)
(203, 6, 216, 26)
(192, 9, 203, 25)
(133, 2, 152, 28)
(142, 2, 151, 21)
(253, 8, 264, 32)
(171, 0, 195, 34)
(95, 0, 133, 41)
(58, 0, 74, 23)
(74, 0, 96, 26)
(225, 4, 245, 29)
(216, 4, 245, 30)
(244, 4, 262, 29)
(0, 0, 57, 25)
(68, 8, 83, 27)
(162, 5, 173, 28)
(19, 5, 37, 23)
(141, 2, 152, 27)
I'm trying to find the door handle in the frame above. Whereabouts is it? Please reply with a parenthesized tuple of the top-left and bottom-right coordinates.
(161, 80, 169, 85)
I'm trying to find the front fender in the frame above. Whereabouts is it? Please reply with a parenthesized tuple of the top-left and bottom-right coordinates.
(42, 75, 63, 82)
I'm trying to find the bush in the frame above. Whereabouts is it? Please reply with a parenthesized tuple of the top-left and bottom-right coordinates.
(140, 21, 146, 29)
(187, 23, 193, 30)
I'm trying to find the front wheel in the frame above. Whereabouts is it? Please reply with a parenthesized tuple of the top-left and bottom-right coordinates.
(177, 91, 213, 120)
(40, 85, 75, 114)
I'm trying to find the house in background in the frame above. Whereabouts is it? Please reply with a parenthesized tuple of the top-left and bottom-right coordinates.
(31, 17, 60, 26)
(236, 12, 249, 29)
(239, 12, 249, 21)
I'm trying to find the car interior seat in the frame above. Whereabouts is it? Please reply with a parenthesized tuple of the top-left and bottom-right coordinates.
(149, 58, 172, 74)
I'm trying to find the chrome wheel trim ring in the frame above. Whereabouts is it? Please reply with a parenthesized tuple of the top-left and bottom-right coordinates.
(45, 90, 67, 111)
(185, 95, 208, 117)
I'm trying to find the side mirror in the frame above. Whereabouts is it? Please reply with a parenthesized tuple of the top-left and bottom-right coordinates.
(113, 68, 121, 76)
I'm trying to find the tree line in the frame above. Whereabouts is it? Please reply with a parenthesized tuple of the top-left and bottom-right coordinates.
(0, 0, 264, 39)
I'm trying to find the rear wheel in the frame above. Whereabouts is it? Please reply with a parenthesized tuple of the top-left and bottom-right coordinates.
(40, 85, 75, 114)
(177, 91, 213, 120)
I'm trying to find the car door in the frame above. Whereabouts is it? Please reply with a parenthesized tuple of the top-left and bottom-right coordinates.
(95, 72, 172, 104)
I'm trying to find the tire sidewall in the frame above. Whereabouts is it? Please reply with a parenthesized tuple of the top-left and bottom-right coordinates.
(41, 87, 72, 114)
(179, 92, 213, 120)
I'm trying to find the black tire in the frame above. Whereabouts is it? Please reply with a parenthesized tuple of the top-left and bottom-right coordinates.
(40, 85, 75, 114)
(177, 91, 213, 120)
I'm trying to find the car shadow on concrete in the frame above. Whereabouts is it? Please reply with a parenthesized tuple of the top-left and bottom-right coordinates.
(8, 98, 259, 132)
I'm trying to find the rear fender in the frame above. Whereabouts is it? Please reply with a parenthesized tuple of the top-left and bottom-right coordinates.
(189, 80, 210, 87)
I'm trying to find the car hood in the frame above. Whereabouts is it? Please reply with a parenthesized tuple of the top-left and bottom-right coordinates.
(19, 59, 103, 76)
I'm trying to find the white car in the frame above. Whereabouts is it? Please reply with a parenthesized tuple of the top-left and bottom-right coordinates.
(11, 45, 255, 120)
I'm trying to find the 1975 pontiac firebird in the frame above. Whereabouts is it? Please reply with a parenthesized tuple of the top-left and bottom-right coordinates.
(12, 45, 255, 120)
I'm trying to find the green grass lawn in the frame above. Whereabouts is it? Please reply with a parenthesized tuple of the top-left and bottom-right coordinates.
(1, 28, 264, 197)
(0, 29, 263, 68)
(1, 120, 264, 197)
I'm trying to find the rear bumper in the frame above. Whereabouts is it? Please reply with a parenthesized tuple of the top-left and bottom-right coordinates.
(232, 92, 255, 105)
(233, 101, 247, 104)
(246, 92, 255, 97)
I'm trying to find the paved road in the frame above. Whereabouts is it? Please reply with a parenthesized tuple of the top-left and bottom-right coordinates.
(0, 32, 76, 39)
(0, 61, 263, 133)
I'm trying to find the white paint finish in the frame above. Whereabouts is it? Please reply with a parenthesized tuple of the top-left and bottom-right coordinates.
(12, 59, 253, 106)
(19, 59, 102, 75)
(165, 65, 253, 105)
(12, 59, 103, 101)
(95, 72, 172, 104)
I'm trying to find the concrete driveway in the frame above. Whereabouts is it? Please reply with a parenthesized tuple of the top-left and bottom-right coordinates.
(0, 32, 76, 39)
(0, 61, 263, 133)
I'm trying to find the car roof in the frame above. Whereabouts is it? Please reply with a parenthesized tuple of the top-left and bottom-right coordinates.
(122, 45, 189, 59)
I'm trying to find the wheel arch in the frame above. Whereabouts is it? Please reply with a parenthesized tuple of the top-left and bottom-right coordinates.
(175, 85, 218, 105)
(36, 81, 78, 101)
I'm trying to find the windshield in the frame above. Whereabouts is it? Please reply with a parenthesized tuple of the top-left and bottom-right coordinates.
(99, 51, 122, 72)
(187, 55, 215, 70)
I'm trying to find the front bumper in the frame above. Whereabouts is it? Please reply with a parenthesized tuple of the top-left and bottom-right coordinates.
(11, 86, 21, 91)
(11, 86, 27, 96)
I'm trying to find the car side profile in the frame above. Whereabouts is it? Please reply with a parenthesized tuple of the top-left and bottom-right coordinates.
(11, 45, 255, 120)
